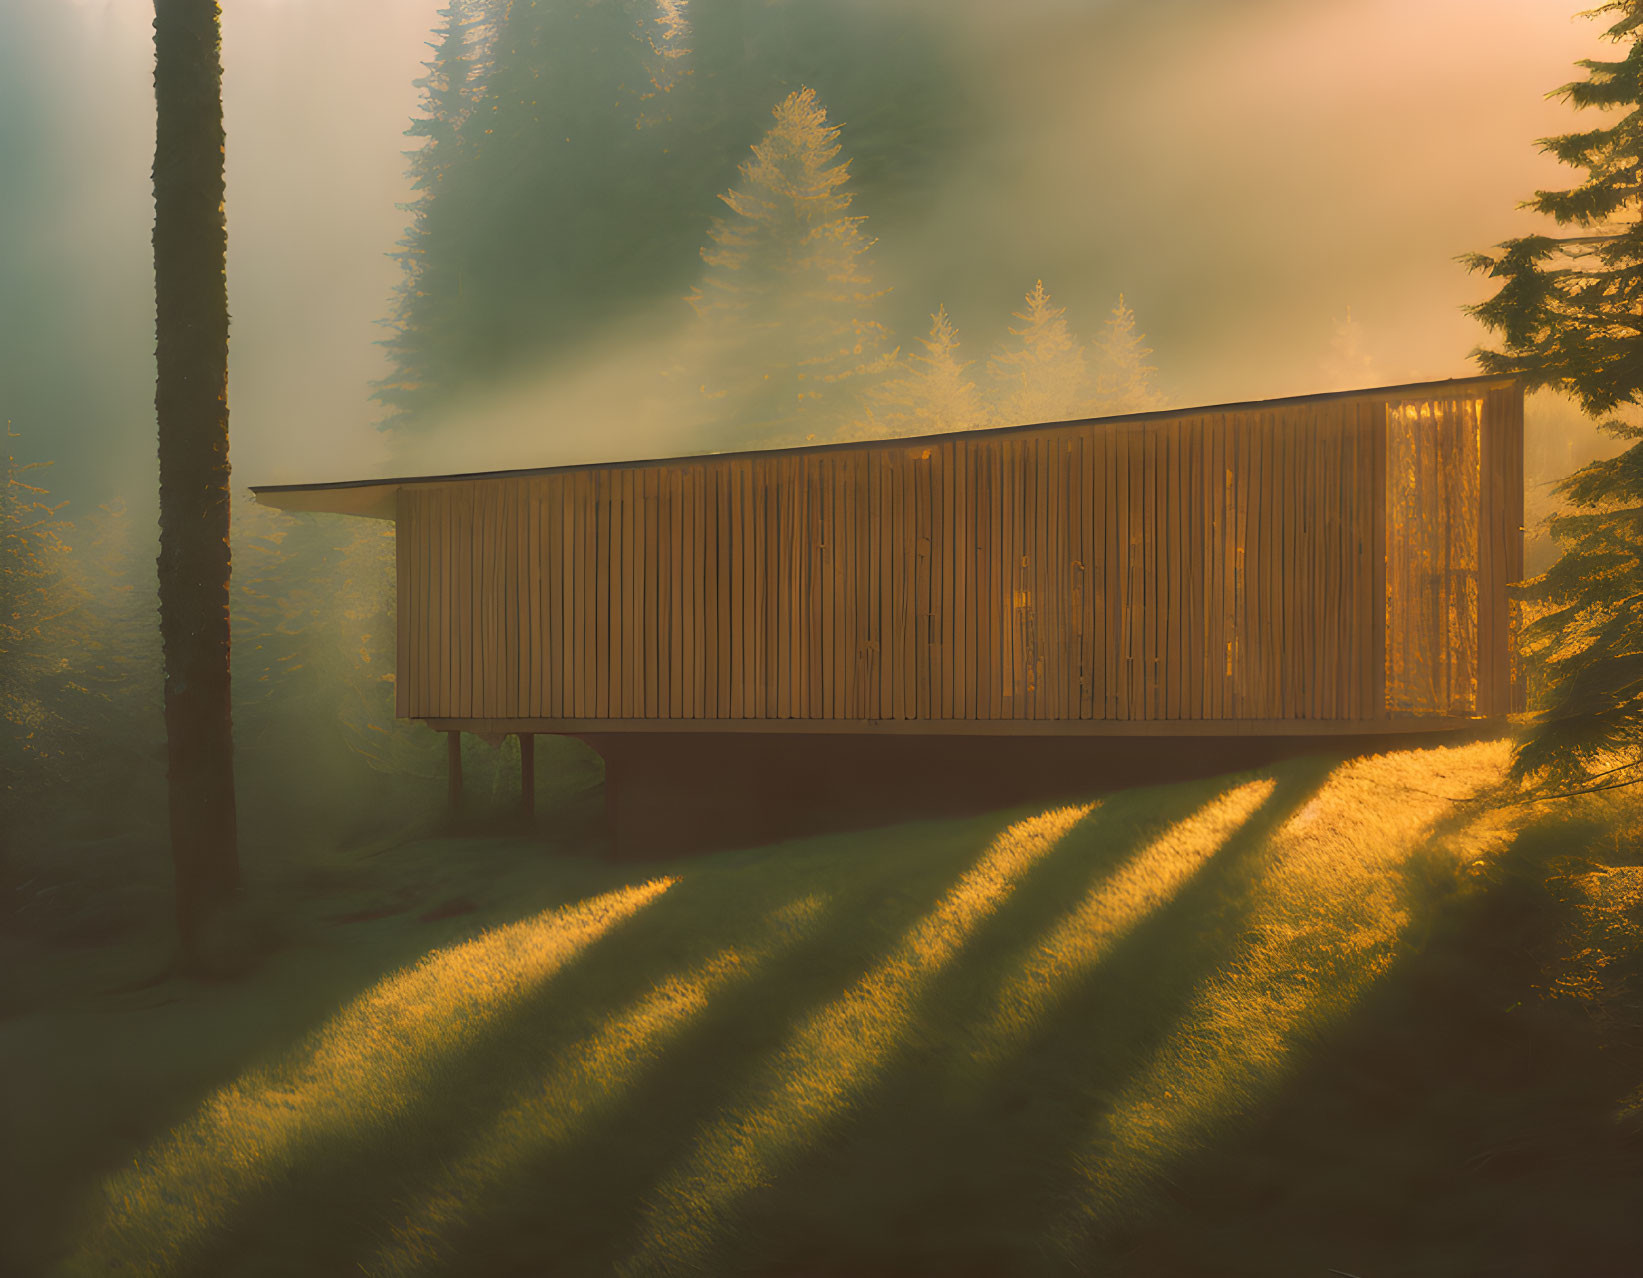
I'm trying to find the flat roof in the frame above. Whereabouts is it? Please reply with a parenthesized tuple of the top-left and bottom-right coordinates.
(251, 372, 1518, 519)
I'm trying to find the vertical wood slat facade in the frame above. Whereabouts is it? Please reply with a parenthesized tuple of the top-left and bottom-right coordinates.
(382, 379, 1524, 729)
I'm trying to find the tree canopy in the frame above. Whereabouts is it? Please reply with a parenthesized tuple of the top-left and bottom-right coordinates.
(689, 87, 894, 447)
(1463, 0, 1643, 786)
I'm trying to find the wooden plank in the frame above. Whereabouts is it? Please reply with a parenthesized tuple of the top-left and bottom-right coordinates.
(728, 462, 744, 719)
(573, 472, 588, 718)
(461, 486, 474, 718)
(1087, 427, 1103, 720)
(1477, 395, 1498, 717)
(1233, 415, 1252, 718)
(553, 477, 568, 719)
(667, 469, 682, 718)
(1309, 410, 1323, 721)
(1166, 421, 1179, 718)
(984, 438, 995, 720)
(917, 447, 933, 720)
(1359, 398, 1374, 717)
(472, 483, 485, 718)
(707, 464, 722, 717)
(1129, 424, 1145, 718)
(436, 488, 448, 718)
(1506, 384, 1526, 712)
(595, 471, 611, 719)
(1259, 413, 1277, 717)
(1371, 401, 1388, 719)
(530, 480, 544, 718)
(998, 442, 1011, 718)
(821, 454, 835, 719)
(1208, 417, 1224, 720)
(395, 491, 410, 717)
(1192, 418, 1204, 718)
(1048, 435, 1065, 719)
(1109, 426, 1124, 719)
(1272, 410, 1287, 718)
(407, 490, 420, 717)
(1032, 434, 1044, 718)
(840, 452, 854, 720)
(551, 477, 564, 718)
(973, 445, 989, 719)
(1274, 413, 1290, 719)
(773, 460, 789, 719)
(542, 480, 553, 718)
(808, 457, 823, 719)
(615, 468, 630, 719)
(511, 481, 525, 717)
(430, 489, 443, 717)
(946, 436, 959, 716)
(764, 459, 779, 720)
(1064, 435, 1080, 719)
(486, 483, 499, 718)
(747, 459, 761, 719)
(454, 486, 468, 718)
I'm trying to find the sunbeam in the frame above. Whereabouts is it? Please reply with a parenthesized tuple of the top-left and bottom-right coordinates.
(1052, 743, 1518, 1253)
(366, 893, 828, 1278)
(974, 779, 1276, 1068)
(619, 803, 1097, 1274)
(65, 879, 674, 1278)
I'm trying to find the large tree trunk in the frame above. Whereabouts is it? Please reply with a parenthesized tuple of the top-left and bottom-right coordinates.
(153, 0, 240, 961)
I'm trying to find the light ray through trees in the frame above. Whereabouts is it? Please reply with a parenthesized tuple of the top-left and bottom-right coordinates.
(619, 802, 1098, 1274)
(973, 779, 1277, 1069)
(366, 893, 829, 1278)
(68, 879, 674, 1277)
(1050, 742, 1518, 1256)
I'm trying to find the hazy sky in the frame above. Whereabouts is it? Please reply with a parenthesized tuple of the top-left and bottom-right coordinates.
(1, 0, 1607, 506)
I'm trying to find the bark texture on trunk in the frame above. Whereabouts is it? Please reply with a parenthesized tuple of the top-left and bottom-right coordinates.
(153, 0, 240, 958)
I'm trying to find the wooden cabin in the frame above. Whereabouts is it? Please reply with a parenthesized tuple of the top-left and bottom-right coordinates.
(254, 374, 1523, 849)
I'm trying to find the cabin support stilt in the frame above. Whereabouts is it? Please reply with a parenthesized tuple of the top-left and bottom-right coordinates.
(519, 732, 535, 818)
(447, 731, 463, 813)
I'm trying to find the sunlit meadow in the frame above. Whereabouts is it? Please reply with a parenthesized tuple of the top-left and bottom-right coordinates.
(14, 739, 1641, 1276)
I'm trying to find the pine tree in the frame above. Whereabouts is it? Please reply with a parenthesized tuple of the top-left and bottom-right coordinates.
(1091, 293, 1163, 415)
(854, 305, 984, 439)
(689, 87, 894, 448)
(988, 281, 1092, 426)
(377, 0, 496, 429)
(1321, 305, 1381, 390)
(1461, 1, 1643, 787)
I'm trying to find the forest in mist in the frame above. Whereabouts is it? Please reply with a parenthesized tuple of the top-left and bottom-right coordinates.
(0, 0, 1625, 914)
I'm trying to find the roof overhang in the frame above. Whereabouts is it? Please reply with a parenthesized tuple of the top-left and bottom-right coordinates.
(251, 480, 400, 520)
(248, 372, 1519, 521)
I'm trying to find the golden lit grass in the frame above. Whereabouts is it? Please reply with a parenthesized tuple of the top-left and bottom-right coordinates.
(1052, 740, 1519, 1253)
(973, 779, 1276, 1068)
(29, 739, 1634, 1276)
(618, 803, 1097, 1275)
(365, 893, 828, 1278)
(62, 878, 674, 1278)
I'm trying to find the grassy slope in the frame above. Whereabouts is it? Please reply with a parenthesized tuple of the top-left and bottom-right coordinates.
(3, 739, 1641, 1277)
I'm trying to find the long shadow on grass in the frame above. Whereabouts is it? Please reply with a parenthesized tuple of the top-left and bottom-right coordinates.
(682, 758, 1336, 1277)
(179, 810, 1038, 1277)
(445, 802, 1119, 1277)
(30, 835, 649, 1277)
(61, 864, 683, 1278)
(1099, 805, 1643, 1278)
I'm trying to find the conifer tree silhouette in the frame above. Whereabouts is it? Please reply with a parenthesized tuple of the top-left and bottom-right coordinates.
(855, 305, 984, 439)
(988, 281, 1091, 426)
(690, 87, 893, 447)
